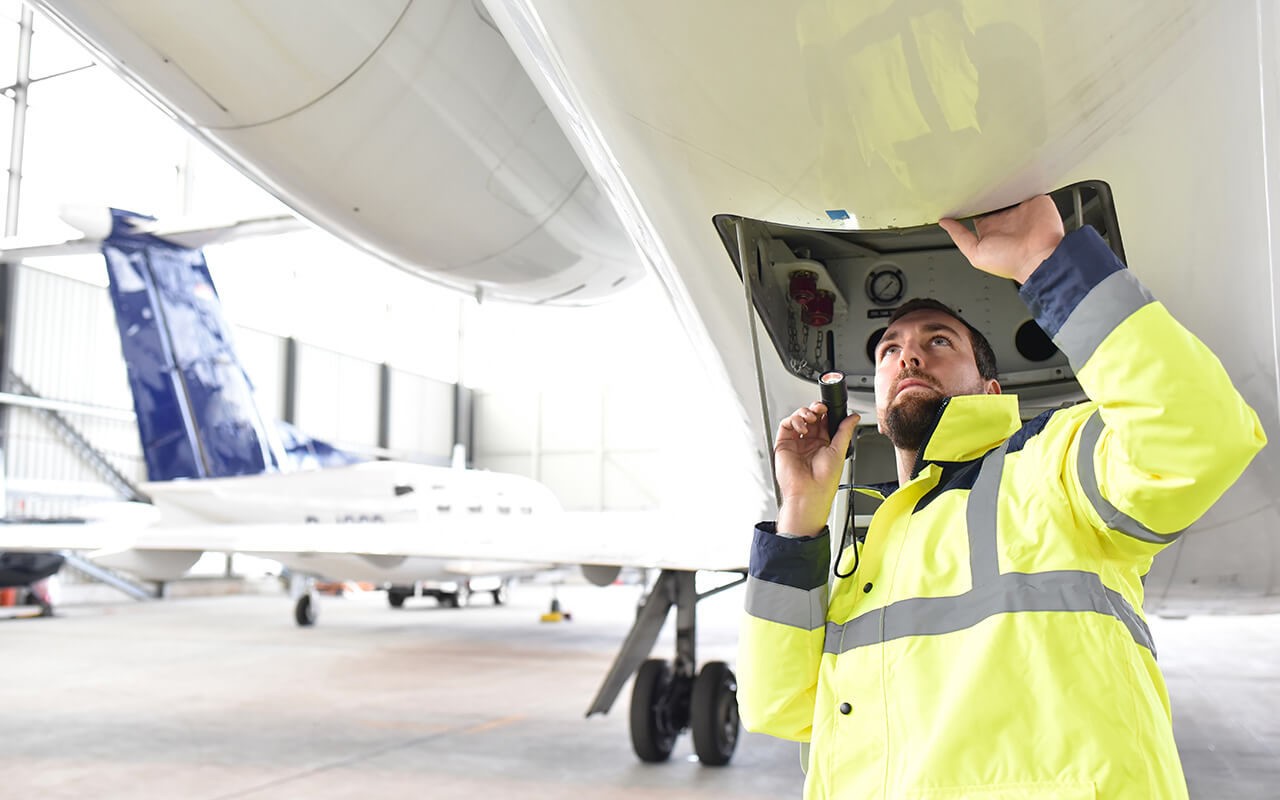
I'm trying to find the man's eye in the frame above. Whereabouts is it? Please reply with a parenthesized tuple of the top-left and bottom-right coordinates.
(880, 345, 899, 360)
(931, 336, 951, 346)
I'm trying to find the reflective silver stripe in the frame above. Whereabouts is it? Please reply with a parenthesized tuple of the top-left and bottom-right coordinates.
(745, 574, 828, 631)
(1077, 411, 1183, 544)
(1053, 269, 1155, 365)
(1104, 584, 1158, 659)
(966, 442, 1008, 585)
(822, 570, 1155, 655)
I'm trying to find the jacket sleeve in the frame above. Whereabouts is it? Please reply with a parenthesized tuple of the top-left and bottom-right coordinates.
(1020, 227, 1267, 554)
(736, 523, 830, 741)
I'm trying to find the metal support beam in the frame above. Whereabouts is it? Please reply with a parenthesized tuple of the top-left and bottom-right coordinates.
(0, 6, 33, 516)
(377, 362, 391, 456)
(0, 262, 12, 509)
(5, 5, 31, 238)
(59, 551, 154, 601)
(282, 336, 298, 424)
(452, 382, 473, 467)
(0, 391, 136, 421)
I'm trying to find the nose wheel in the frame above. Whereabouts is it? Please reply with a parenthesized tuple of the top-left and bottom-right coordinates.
(629, 659, 685, 762)
(690, 661, 739, 766)
(629, 657, 739, 765)
(591, 569, 745, 765)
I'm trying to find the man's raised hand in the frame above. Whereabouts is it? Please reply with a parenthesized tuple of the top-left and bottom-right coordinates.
(939, 194, 1065, 284)
(773, 402, 859, 537)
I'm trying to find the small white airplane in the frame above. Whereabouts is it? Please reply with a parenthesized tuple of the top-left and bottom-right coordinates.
(11, 0, 1280, 768)
(0, 206, 571, 621)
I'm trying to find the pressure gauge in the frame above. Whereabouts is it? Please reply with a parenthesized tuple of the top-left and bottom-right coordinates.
(865, 267, 906, 306)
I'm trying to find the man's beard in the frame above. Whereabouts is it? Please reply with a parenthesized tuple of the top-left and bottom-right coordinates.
(883, 390, 946, 451)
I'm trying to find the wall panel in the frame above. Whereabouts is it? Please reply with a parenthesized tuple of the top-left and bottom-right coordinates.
(472, 386, 665, 512)
(387, 369, 454, 460)
(538, 453, 601, 511)
(232, 325, 284, 421)
(293, 344, 379, 449)
(473, 389, 538, 460)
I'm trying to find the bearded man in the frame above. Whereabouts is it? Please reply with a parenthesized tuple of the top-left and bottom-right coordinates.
(737, 195, 1265, 799)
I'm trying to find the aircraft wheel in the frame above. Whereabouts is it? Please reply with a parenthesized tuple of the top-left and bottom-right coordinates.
(23, 588, 54, 617)
(387, 590, 407, 608)
(492, 581, 509, 606)
(629, 659, 679, 762)
(446, 584, 471, 609)
(690, 661, 739, 766)
(294, 594, 316, 627)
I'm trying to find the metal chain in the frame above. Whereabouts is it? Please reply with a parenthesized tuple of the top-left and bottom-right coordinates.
(815, 327, 824, 370)
(787, 307, 810, 376)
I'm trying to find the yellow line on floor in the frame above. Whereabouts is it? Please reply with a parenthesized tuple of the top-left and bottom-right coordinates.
(463, 714, 527, 735)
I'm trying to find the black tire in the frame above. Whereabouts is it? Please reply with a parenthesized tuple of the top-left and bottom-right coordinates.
(294, 594, 316, 627)
(387, 591, 406, 608)
(630, 659, 678, 762)
(446, 584, 471, 609)
(691, 661, 739, 766)
(492, 581, 509, 606)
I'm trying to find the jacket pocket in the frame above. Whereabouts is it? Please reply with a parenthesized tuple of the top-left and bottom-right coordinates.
(905, 782, 1095, 799)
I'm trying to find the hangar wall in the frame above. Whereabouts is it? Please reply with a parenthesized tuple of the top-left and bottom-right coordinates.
(2, 262, 665, 518)
(473, 385, 664, 511)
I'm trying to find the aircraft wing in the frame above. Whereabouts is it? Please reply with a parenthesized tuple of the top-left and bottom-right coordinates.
(0, 511, 753, 574)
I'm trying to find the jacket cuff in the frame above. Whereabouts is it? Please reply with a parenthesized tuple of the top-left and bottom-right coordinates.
(749, 523, 829, 590)
(1019, 226, 1155, 367)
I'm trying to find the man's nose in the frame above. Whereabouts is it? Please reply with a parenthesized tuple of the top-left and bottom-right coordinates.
(897, 346, 923, 368)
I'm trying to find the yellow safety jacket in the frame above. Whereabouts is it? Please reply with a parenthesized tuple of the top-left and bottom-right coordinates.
(738, 228, 1266, 799)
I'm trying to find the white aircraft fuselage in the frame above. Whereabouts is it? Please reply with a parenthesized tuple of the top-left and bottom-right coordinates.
(88, 460, 560, 583)
(31, 0, 1280, 612)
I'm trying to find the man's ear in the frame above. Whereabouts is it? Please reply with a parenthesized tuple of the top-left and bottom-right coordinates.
(985, 379, 1002, 395)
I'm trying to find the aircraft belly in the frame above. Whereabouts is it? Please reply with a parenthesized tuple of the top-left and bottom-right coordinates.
(491, 0, 1280, 603)
(265, 553, 540, 584)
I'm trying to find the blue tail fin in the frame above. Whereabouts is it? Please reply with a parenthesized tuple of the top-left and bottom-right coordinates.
(102, 209, 287, 481)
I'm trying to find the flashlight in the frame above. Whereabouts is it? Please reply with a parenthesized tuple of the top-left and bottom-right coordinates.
(819, 370, 847, 440)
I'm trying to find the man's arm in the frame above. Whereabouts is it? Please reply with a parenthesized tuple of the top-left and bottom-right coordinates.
(737, 523, 831, 740)
(736, 402, 857, 738)
(943, 196, 1266, 550)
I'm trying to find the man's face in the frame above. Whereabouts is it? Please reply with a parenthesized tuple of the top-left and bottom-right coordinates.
(873, 309, 1000, 450)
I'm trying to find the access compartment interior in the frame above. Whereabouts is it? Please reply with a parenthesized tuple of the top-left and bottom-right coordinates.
(715, 181, 1125, 412)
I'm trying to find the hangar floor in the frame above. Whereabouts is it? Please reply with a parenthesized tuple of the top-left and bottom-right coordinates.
(0, 580, 1275, 799)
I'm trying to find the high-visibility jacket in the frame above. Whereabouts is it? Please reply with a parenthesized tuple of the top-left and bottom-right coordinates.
(738, 227, 1266, 799)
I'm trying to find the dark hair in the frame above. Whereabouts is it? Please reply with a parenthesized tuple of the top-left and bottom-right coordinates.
(885, 298, 999, 381)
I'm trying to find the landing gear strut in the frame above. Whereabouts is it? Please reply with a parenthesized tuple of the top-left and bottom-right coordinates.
(587, 569, 745, 766)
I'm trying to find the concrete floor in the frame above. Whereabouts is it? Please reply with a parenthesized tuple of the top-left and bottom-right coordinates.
(0, 580, 1276, 799)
